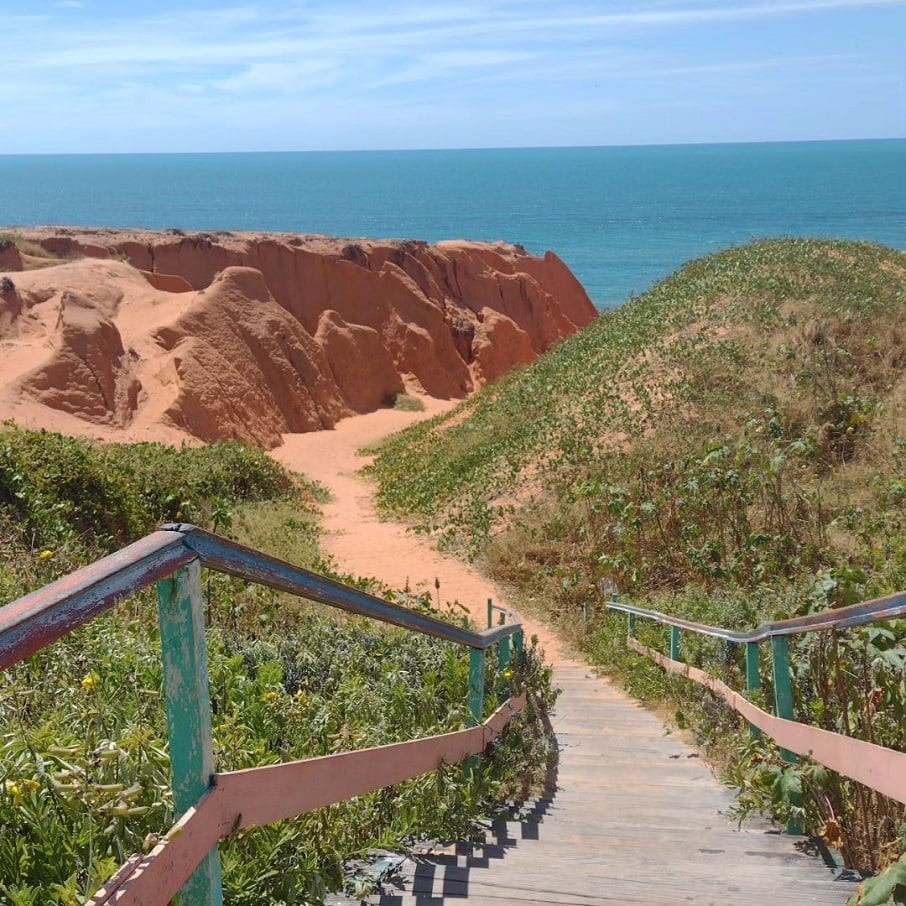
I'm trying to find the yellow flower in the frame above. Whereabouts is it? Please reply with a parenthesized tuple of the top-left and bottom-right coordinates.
(261, 690, 279, 703)
(22, 779, 39, 795)
(4, 781, 23, 806)
(81, 672, 100, 692)
(38, 549, 54, 561)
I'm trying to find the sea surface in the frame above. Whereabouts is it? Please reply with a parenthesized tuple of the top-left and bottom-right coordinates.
(2, 140, 904, 308)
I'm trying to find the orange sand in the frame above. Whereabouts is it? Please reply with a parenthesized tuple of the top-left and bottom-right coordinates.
(273, 404, 568, 663)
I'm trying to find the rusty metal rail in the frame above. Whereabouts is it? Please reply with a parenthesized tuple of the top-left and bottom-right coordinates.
(0, 525, 525, 906)
(607, 594, 906, 828)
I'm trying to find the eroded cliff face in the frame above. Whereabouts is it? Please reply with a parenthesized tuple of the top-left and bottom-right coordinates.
(0, 229, 597, 448)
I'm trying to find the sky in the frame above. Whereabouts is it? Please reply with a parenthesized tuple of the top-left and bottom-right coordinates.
(1, 0, 904, 153)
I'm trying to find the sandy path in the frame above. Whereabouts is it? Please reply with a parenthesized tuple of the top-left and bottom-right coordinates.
(271, 401, 567, 664)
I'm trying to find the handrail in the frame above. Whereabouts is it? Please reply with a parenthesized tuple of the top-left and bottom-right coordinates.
(609, 588, 906, 643)
(169, 524, 519, 649)
(89, 693, 527, 905)
(0, 525, 525, 906)
(0, 531, 196, 670)
(0, 525, 522, 669)
(606, 593, 906, 831)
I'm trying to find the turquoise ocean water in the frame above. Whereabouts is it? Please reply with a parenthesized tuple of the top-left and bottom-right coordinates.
(1, 140, 903, 308)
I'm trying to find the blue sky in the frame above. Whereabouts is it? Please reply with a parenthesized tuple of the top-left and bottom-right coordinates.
(2, 0, 904, 153)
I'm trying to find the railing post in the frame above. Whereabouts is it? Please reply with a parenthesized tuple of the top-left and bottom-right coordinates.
(770, 633, 801, 835)
(670, 625, 682, 662)
(468, 647, 486, 727)
(497, 613, 510, 673)
(513, 629, 524, 656)
(487, 598, 493, 630)
(745, 641, 761, 738)
(157, 561, 224, 906)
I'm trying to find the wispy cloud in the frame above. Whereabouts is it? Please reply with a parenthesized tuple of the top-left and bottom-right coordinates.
(1, 0, 903, 151)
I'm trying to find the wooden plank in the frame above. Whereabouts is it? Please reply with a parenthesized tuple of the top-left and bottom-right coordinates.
(88, 694, 526, 904)
(0, 530, 194, 669)
(358, 664, 845, 906)
(157, 562, 223, 905)
(610, 588, 906, 643)
(630, 638, 906, 804)
(169, 524, 521, 651)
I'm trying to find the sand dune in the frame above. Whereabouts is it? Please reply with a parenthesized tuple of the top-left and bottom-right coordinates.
(0, 229, 596, 447)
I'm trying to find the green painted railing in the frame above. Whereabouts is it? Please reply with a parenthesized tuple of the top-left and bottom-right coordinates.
(0, 524, 524, 905)
(607, 593, 906, 833)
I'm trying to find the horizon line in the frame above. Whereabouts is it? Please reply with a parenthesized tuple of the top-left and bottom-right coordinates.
(1, 136, 904, 158)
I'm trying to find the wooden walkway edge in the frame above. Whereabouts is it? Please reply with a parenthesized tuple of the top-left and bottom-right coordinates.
(352, 663, 855, 906)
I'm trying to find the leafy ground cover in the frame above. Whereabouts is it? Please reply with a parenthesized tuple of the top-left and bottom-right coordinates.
(366, 239, 906, 887)
(0, 427, 554, 904)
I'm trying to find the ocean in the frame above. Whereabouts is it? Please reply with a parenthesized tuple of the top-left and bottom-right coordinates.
(1, 140, 904, 308)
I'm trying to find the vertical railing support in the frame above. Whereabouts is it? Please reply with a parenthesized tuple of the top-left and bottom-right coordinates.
(627, 613, 636, 639)
(670, 625, 682, 662)
(497, 613, 510, 673)
(468, 647, 486, 727)
(487, 598, 493, 630)
(770, 633, 801, 835)
(157, 561, 224, 906)
(513, 629, 524, 656)
(746, 641, 761, 738)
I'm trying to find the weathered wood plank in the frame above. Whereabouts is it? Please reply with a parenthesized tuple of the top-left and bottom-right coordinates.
(0, 530, 194, 669)
(356, 664, 848, 906)
(88, 694, 526, 904)
(631, 639, 906, 805)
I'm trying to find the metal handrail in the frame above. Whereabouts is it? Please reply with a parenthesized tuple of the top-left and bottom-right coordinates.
(608, 588, 906, 643)
(0, 525, 525, 906)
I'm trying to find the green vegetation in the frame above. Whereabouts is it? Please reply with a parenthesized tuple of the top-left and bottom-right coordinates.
(0, 427, 554, 903)
(389, 392, 426, 412)
(367, 239, 906, 880)
(0, 233, 59, 260)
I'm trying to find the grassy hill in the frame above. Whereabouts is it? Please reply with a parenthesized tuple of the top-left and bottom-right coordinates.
(367, 238, 906, 874)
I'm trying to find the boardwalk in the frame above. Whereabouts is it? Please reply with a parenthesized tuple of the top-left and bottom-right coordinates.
(354, 663, 852, 906)
(276, 416, 855, 906)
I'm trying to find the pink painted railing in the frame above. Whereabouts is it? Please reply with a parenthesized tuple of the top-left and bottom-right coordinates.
(0, 525, 525, 905)
(608, 594, 906, 812)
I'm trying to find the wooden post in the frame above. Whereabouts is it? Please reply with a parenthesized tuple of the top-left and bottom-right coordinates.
(746, 642, 761, 738)
(487, 598, 493, 630)
(496, 612, 510, 673)
(157, 562, 224, 906)
(498, 636, 510, 673)
(468, 647, 485, 727)
(670, 625, 682, 662)
(771, 633, 801, 835)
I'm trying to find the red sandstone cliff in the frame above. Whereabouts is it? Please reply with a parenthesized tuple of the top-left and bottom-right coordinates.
(0, 229, 597, 448)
